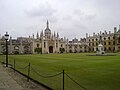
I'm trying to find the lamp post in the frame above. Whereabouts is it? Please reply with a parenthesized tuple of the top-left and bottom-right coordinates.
(4, 32, 9, 67)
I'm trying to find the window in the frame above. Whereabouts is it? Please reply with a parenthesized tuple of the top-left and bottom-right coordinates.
(96, 38, 98, 41)
(108, 37, 110, 40)
(119, 37, 120, 43)
(89, 43, 90, 46)
(104, 42, 106, 45)
(113, 41, 115, 45)
(96, 43, 98, 46)
(89, 39, 90, 42)
(92, 43, 94, 46)
(113, 36, 115, 39)
(92, 39, 94, 41)
(61, 44, 63, 47)
(109, 47, 111, 51)
(44, 42, 46, 48)
(104, 38, 106, 40)
(109, 42, 111, 45)
(56, 43, 58, 47)
(113, 47, 115, 51)
(75, 45, 77, 48)
(37, 44, 39, 48)
(104, 47, 106, 51)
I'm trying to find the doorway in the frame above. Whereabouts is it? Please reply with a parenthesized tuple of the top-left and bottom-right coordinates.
(49, 46, 53, 53)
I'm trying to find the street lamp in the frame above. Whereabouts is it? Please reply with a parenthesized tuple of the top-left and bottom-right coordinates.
(4, 32, 9, 67)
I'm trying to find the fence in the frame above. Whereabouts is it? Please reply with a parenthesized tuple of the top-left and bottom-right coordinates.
(1, 59, 87, 90)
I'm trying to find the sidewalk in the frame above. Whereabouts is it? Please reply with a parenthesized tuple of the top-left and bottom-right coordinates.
(0, 63, 23, 90)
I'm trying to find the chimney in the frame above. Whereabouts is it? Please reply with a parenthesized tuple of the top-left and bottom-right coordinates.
(109, 31, 111, 34)
(86, 33, 88, 38)
(104, 30, 107, 34)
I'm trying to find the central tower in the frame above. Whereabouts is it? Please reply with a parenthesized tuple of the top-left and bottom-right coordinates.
(45, 20, 51, 39)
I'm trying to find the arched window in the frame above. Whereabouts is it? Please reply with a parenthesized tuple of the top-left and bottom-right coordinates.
(37, 44, 39, 48)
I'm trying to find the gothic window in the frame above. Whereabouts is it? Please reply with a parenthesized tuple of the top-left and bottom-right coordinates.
(24, 46, 29, 54)
(104, 38, 106, 40)
(44, 42, 46, 48)
(92, 43, 94, 46)
(109, 42, 111, 45)
(108, 37, 110, 40)
(89, 39, 90, 42)
(61, 44, 63, 47)
(56, 43, 58, 47)
(37, 44, 39, 48)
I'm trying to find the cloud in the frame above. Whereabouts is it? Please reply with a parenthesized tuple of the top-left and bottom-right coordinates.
(73, 9, 96, 21)
(25, 3, 57, 17)
(85, 14, 96, 20)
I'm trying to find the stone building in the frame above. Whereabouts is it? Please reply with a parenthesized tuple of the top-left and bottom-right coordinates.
(86, 26, 120, 52)
(0, 21, 66, 54)
(66, 38, 89, 53)
(0, 21, 120, 54)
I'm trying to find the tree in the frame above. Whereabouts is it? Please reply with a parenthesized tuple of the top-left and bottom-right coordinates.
(59, 48, 65, 53)
(34, 48, 42, 54)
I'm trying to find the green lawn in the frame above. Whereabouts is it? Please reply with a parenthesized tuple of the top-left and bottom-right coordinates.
(0, 53, 120, 90)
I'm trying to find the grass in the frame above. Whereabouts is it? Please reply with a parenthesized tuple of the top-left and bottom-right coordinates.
(0, 53, 120, 90)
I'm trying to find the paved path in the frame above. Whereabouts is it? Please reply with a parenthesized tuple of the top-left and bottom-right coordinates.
(0, 63, 23, 90)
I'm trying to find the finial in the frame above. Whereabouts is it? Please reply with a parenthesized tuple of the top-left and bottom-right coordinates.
(47, 20, 49, 28)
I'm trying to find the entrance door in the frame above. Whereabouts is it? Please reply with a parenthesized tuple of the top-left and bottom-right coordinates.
(49, 46, 53, 53)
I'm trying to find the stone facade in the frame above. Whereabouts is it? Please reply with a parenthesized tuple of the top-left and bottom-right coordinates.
(86, 26, 120, 52)
(0, 21, 120, 54)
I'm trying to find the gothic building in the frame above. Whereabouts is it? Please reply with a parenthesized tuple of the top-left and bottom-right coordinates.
(0, 21, 120, 54)
(0, 21, 66, 54)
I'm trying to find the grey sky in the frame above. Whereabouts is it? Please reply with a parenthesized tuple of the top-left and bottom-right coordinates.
(0, 0, 120, 40)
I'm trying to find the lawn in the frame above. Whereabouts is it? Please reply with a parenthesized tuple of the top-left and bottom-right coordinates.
(0, 53, 120, 90)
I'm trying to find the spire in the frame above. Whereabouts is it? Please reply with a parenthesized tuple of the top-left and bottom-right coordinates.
(37, 32, 39, 39)
(57, 32, 59, 38)
(47, 20, 49, 29)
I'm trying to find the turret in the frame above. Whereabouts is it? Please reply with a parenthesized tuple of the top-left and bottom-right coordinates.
(45, 20, 51, 38)
(36, 32, 39, 39)
(57, 32, 59, 38)
(114, 27, 117, 33)
(86, 33, 88, 38)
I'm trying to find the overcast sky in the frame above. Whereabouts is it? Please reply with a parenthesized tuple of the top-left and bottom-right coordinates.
(0, 0, 120, 40)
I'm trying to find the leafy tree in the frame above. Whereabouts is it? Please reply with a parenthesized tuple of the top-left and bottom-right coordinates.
(59, 48, 65, 53)
(34, 48, 42, 54)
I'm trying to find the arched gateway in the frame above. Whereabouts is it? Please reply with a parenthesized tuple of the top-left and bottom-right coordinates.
(49, 46, 53, 53)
